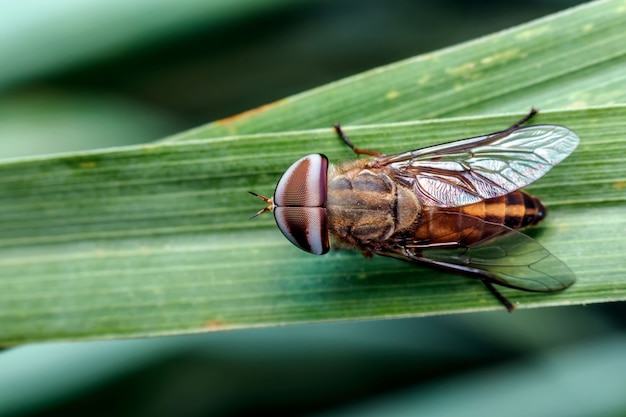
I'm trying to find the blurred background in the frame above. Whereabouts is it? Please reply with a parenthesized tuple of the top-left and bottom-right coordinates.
(3, 0, 626, 416)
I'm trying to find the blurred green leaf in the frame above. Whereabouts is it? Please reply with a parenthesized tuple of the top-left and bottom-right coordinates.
(313, 335, 626, 417)
(1, 0, 625, 345)
(0, 91, 181, 158)
(166, 0, 626, 139)
(0, 0, 299, 90)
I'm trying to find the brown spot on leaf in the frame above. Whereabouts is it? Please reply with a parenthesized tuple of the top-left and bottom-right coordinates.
(205, 320, 224, 329)
(215, 99, 287, 127)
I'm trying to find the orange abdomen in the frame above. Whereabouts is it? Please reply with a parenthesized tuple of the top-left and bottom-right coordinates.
(413, 190, 546, 246)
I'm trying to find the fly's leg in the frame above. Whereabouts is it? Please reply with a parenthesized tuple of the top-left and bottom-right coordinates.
(508, 108, 539, 130)
(334, 124, 382, 157)
(397, 247, 517, 313)
(335, 108, 538, 157)
(485, 108, 540, 143)
(483, 281, 515, 312)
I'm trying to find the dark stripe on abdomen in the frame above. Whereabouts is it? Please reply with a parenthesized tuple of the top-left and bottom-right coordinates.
(502, 190, 546, 228)
(519, 190, 546, 227)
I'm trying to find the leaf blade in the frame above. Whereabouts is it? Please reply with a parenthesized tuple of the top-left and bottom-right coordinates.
(1, 107, 625, 345)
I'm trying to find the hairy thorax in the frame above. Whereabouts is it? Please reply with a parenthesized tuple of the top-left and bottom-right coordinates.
(326, 160, 421, 249)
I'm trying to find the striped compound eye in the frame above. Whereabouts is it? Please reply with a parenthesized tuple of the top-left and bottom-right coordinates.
(273, 154, 330, 255)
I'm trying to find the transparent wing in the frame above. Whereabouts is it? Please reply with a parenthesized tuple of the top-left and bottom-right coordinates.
(377, 213, 575, 292)
(371, 125, 579, 207)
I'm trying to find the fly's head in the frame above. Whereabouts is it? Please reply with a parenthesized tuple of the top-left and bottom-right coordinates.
(250, 154, 330, 255)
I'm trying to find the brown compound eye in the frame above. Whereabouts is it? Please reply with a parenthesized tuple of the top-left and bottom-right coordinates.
(273, 154, 328, 207)
(272, 154, 329, 255)
(274, 207, 329, 255)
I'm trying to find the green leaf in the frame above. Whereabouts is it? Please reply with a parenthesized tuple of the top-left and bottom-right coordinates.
(2, 0, 625, 345)
(2, 106, 625, 345)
